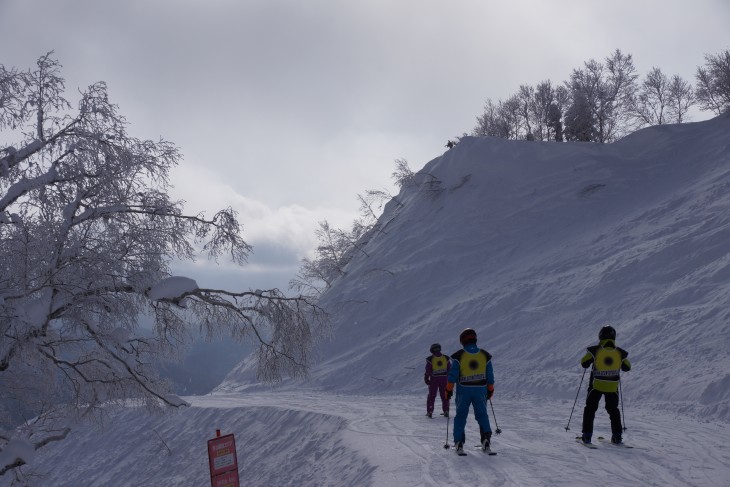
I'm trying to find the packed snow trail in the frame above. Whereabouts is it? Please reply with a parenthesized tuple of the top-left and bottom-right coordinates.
(13, 392, 729, 486)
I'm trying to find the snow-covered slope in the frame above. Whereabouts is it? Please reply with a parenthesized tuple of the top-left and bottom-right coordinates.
(222, 113, 730, 421)
(7, 115, 730, 487)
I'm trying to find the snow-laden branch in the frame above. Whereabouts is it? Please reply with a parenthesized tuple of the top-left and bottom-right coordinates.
(0, 53, 329, 476)
(0, 428, 70, 476)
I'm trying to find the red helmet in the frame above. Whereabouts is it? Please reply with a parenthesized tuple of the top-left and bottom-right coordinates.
(459, 328, 477, 345)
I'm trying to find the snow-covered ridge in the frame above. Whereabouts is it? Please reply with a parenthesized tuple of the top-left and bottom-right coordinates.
(221, 114, 730, 421)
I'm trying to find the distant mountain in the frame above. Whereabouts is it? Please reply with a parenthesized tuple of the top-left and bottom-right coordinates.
(156, 336, 250, 395)
(220, 113, 730, 421)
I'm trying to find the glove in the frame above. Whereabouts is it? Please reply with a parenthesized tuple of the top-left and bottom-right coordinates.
(487, 385, 494, 400)
(424, 377, 430, 386)
(445, 383, 454, 400)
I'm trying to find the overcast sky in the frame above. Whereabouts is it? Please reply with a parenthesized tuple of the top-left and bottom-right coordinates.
(1, 0, 728, 292)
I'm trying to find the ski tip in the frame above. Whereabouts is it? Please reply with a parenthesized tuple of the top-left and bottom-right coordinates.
(597, 438, 634, 448)
(474, 446, 498, 455)
(575, 439, 598, 449)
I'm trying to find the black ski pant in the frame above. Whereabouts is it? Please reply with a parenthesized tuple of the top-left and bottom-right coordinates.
(582, 387, 622, 437)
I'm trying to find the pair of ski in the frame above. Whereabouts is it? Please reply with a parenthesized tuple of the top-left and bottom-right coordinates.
(575, 436, 634, 449)
(428, 412, 449, 418)
(455, 444, 497, 456)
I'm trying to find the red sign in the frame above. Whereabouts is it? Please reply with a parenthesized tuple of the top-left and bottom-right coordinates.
(207, 432, 240, 487)
(211, 470, 239, 487)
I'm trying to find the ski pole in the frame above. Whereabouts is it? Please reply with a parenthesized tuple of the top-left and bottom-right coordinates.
(489, 399, 502, 434)
(444, 414, 450, 449)
(619, 380, 627, 432)
(443, 389, 451, 449)
(565, 367, 587, 432)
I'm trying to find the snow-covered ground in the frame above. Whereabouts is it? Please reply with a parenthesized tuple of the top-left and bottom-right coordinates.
(16, 392, 730, 486)
(5, 114, 730, 485)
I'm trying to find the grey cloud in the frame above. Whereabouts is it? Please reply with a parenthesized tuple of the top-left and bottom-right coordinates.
(2, 0, 728, 292)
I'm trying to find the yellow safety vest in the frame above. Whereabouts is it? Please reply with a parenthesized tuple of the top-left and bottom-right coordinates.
(458, 350, 488, 386)
(430, 355, 449, 376)
(592, 347, 622, 393)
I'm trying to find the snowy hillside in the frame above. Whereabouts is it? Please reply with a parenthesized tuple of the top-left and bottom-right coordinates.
(5, 114, 730, 486)
(222, 113, 730, 421)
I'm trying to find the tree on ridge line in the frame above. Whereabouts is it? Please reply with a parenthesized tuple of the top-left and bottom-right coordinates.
(473, 48, 730, 143)
(695, 49, 730, 115)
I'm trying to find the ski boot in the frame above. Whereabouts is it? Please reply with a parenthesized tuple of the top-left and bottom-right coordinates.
(481, 431, 492, 452)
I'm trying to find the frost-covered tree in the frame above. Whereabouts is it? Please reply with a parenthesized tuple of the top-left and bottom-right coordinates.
(547, 101, 564, 142)
(695, 49, 730, 115)
(475, 82, 567, 142)
(527, 81, 568, 142)
(290, 220, 354, 293)
(0, 54, 326, 477)
(516, 84, 536, 139)
(474, 99, 506, 138)
(632, 68, 695, 126)
(632, 67, 671, 126)
(565, 50, 638, 142)
(392, 158, 414, 189)
(292, 159, 417, 297)
(564, 89, 596, 142)
(666, 75, 695, 123)
(473, 97, 521, 139)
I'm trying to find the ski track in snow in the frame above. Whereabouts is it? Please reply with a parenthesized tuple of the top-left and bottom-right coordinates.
(190, 392, 730, 487)
(14, 392, 728, 486)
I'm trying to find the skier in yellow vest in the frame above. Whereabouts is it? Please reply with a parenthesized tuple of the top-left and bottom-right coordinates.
(445, 328, 494, 454)
(424, 343, 450, 418)
(580, 325, 631, 445)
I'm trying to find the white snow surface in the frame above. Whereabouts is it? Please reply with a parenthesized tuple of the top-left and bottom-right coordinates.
(0, 439, 35, 473)
(14, 393, 730, 487)
(147, 276, 198, 301)
(5, 114, 730, 486)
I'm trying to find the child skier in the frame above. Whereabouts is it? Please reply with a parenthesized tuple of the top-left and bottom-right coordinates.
(580, 325, 631, 445)
(424, 343, 450, 418)
(445, 328, 494, 454)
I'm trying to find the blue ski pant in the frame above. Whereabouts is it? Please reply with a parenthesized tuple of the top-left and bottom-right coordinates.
(453, 387, 491, 444)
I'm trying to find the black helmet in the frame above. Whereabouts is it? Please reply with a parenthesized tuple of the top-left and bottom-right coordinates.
(430, 343, 441, 354)
(599, 325, 616, 341)
(459, 328, 477, 345)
